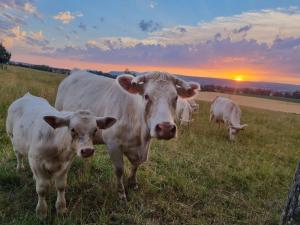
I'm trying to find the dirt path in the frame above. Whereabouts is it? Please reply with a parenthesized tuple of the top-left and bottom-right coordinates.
(197, 92, 300, 114)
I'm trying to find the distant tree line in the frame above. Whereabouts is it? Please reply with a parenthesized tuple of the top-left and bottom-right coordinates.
(9, 61, 71, 75)
(201, 85, 300, 100)
(88, 70, 117, 79)
(0, 43, 11, 69)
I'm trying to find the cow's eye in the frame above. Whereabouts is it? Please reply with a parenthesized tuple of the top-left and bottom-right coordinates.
(144, 94, 149, 100)
(71, 128, 77, 136)
(175, 96, 178, 101)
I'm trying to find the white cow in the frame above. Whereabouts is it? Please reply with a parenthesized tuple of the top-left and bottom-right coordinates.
(176, 97, 200, 125)
(176, 98, 193, 125)
(55, 71, 199, 200)
(187, 99, 199, 113)
(210, 96, 248, 140)
(6, 93, 116, 218)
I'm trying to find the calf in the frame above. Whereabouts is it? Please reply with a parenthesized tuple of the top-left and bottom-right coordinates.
(210, 96, 247, 140)
(6, 93, 116, 218)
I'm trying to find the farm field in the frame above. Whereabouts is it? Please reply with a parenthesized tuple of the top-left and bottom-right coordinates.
(0, 65, 300, 225)
(198, 92, 300, 114)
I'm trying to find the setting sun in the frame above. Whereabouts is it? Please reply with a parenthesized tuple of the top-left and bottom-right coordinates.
(234, 76, 244, 82)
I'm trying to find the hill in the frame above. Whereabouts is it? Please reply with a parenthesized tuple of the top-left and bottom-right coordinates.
(0, 65, 299, 224)
(110, 70, 300, 92)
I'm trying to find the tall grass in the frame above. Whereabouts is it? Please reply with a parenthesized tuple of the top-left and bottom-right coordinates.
(0, 65, 299, 224)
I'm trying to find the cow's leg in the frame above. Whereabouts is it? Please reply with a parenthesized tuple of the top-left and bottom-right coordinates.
(15, 151, 24, 171)
(209, 113, 214, 122)
(128, 163, 139, 190)
(55, 173, 68, 215)
(108, 148, 126, 200)
(35, 177, 50, 219)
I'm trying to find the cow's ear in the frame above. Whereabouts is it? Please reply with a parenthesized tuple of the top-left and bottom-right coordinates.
(43, 116, 70, 129)
(96, 117, 117, 129)
(177, 82, 200, 98)
(117, 75, 143, 94)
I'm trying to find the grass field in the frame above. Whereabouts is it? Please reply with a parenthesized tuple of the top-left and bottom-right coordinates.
(0, 65, 300, 225)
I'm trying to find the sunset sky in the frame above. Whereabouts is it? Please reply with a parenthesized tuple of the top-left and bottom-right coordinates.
(1, 0, 300, 84)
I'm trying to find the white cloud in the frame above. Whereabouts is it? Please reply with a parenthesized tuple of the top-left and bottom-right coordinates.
(23, 2, 36, 13)
(82, 8, 300, 51)
(53, 11, 83, 24)
(11, 26, 27, 40)
(30, 31, 44, 41)
(149, 0, 157, 9)
(86, 37, 157, 51)
(148, 8, 300, 46)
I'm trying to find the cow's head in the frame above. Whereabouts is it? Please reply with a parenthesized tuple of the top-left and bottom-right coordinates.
(117, 72, 199, 140)
(229, 124, 248, 141)
(44, 111, 116, 157)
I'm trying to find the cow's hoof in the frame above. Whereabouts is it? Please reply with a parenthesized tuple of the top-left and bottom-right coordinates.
(118, 192, 127, 202)
(128, 182, 139, 190)
(57, 207, 68, 216)
(56, 200, 67, 215)
(36, 207, 47, 219)
(16, 165, 25, 172)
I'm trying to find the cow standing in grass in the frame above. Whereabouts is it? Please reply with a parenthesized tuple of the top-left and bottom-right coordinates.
(55, 71, 199, 200)
(187, 99, 199, 113)
(176, 98, 194, 125)
(210, 96, 248, 140)
(6, 93, 116, 218)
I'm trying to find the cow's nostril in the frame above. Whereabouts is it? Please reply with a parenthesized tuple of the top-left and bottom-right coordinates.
(171, 125, 176, 133)
(81, 148, 95, 158)
(155, 124, 162, 132)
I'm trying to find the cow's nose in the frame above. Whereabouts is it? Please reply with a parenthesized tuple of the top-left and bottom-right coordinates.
(80, 148, 95, 158)
(155, 122, 176, 140)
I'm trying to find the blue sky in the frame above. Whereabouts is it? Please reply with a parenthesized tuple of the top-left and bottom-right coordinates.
(1, 0, 300, 84)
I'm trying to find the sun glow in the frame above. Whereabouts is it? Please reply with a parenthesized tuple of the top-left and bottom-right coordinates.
(234, 76, 244, 82)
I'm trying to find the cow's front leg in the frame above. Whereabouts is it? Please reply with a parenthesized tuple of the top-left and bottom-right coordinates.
(35, 178, 50, 219)
(15, 150, 24, 172)
(108, 148, 126, 200)
(128, 164, 139, 190)
(55, 173, 68, 215)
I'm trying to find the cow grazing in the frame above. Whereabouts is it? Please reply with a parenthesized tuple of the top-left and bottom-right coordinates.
(210, 96, 248, 140)
(187, 99, 199, 113)
(55, 71, 199, 200)
(176, 98, 193, 125)
(6, 93, 116, 218)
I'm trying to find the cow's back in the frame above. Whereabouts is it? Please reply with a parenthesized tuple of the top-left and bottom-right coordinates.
(6, 94, 54, 155)
(211, 96, 241, 124)
(55, 71, 143, 144)
(211, 97, 232, 120)
(56, 71, 118, 113)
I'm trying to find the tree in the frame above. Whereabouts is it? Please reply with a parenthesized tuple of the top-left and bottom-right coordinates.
(124, 68, 136, 76)
(0, 43, 11, 69)
(124, 68, 131, 74)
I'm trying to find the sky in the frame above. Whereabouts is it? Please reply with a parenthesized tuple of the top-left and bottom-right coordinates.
(1, 0, 300, 84)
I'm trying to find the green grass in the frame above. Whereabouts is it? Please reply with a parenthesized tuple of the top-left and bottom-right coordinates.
(1, 65, 300, 225)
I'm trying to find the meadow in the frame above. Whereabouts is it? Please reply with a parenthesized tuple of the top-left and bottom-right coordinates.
(0, 65, 300, 225)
